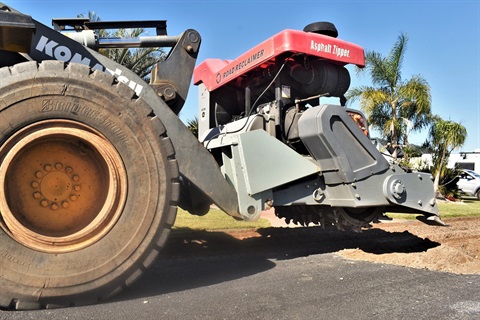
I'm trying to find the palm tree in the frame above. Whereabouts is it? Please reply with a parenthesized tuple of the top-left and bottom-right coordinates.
(77, 11, 165, 80)
(186, 117, 198, 137)
(347, 33, 432, 159)
(427, 117, 467, 194)
(105, 27, 165, 80)
(77, 11, 107, 37)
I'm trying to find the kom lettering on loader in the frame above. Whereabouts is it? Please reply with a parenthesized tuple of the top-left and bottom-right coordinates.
(0, 3, 445, 310)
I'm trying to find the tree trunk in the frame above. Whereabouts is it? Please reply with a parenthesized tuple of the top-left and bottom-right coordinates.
(391, 101, 398, 160)
(433, 170, 441, 194)
(433, 146, 447, 196)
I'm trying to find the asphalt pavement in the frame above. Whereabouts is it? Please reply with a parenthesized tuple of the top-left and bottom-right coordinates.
(1, 226, 479, 320)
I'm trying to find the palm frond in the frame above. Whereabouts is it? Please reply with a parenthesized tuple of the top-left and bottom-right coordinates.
(347, 32, 433, 154)
(77, 13, 166, 81)
(386, 32, 408, 87)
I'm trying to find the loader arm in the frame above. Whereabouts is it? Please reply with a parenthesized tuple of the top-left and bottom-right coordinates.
(0, 4, 239, 217)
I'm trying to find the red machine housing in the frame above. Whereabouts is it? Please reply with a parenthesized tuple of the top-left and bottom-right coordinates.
(194, 29, 365, 91)
(193, 26, 366, 140)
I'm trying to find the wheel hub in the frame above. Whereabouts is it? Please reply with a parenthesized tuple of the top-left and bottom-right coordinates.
(35, 164, 76, 205)
(0, 120, 127, 253)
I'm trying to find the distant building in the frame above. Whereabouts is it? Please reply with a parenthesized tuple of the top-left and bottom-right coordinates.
(452, 150, 480, 173)
(412, 150, 480, 173)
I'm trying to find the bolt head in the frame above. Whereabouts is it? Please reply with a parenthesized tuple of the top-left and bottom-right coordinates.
(390, 179, 405, 200)
(188, 31, 199, 43)
(393, 184, 404, 194)
(164, 87, 176, 99)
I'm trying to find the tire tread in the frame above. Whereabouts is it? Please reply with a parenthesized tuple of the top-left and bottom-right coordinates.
(0, 60, 179, 310)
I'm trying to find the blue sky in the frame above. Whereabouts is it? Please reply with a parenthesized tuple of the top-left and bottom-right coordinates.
(7, 0, 480, 152)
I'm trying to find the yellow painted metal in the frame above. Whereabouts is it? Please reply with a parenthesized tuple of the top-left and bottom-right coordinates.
(0, 120, 127, 253)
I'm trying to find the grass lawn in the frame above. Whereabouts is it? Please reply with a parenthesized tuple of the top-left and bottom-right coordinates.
(173, 208, 271, 231)
(386, 198, 480, 220)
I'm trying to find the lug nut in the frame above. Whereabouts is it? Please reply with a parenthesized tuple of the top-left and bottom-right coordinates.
(65, 166, 73, 174)
(70, 195, 77, 201)
(31, 181, 39, 188)
(40, 200, 48, 207)
(73, 175, 79, 182)
(51, 203, 59, 210)
(35, 171, 43, 178)
(44, 164, 52, 172)
(33, 192, 41, 199)
(62, 201, 69, 208)
(74, 185, 81, 191)
(55, 162, 63, 170)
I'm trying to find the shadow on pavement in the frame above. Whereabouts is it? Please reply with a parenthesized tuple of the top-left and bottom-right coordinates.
(115, 226, 439, 302)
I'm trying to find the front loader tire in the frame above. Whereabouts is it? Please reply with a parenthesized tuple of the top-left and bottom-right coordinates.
(0, 61, 179, 309)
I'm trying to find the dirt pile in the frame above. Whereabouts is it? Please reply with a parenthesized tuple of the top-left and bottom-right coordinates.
(339, 217, 480, 274)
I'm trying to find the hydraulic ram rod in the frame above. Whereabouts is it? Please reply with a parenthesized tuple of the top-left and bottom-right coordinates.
(65, 30, 180, 49)
(98, 35, 180, 48)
